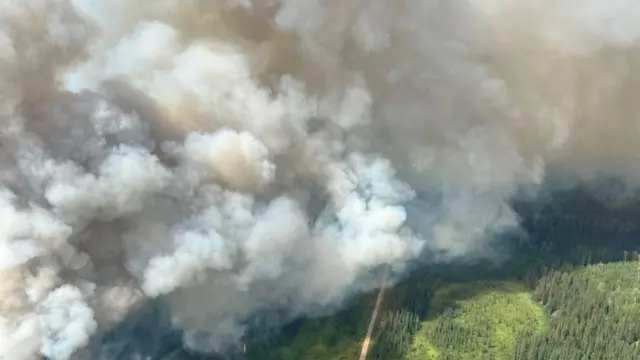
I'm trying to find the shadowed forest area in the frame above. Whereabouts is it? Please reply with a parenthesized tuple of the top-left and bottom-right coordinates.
(147, 188, 640, 360)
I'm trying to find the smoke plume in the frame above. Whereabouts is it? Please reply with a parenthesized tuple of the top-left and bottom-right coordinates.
(1, 0, 640, 358)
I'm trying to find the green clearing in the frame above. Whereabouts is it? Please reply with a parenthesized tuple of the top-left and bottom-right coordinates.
(406, 281, 545, 360)
(259, 281, 545, 360)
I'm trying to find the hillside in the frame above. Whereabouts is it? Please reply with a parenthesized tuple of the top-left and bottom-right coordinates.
(230, 261, 640, 360)
(405, 281, 545, 360)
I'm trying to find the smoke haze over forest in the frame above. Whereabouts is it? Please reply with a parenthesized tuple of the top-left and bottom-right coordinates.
(1, 0, 640, 358)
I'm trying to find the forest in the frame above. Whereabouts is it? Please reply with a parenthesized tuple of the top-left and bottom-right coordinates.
(156, 190, 640, 360)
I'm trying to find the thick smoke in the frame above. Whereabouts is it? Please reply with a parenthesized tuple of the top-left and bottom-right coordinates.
(1, 0, 640, 358)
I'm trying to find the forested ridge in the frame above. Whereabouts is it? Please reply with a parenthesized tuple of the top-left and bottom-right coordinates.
(162, 195, 640, 360)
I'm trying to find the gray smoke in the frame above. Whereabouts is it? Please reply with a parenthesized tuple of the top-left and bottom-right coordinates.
(1, 0, 640, 358)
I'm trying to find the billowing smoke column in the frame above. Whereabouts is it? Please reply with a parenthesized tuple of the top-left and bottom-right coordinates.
(2, 0, 640, 358)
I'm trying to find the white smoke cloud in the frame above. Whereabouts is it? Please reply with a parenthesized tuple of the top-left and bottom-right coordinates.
(1, 0, 640, 358)
(39, 285, 97, 360)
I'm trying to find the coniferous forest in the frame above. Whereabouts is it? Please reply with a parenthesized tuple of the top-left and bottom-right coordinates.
(156, 191, 640, 360)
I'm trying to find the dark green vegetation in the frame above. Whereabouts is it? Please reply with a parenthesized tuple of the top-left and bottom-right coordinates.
(164, 193, 640, 360)
(237, 260, 640, 360)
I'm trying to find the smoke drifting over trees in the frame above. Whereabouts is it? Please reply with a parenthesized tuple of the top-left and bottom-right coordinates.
(1, 0, 640, 358)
